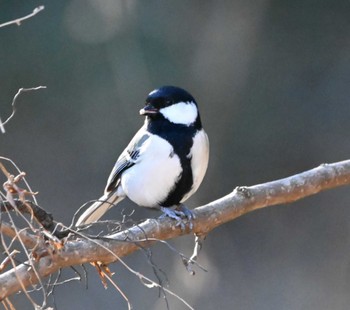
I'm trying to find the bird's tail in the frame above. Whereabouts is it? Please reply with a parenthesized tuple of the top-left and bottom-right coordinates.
(75, 192, 124, 226)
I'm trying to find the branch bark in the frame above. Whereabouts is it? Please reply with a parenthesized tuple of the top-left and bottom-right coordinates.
(1, 159, 350, 300)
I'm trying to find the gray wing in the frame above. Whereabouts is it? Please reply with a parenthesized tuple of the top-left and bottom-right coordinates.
(105, 128, 150, 193)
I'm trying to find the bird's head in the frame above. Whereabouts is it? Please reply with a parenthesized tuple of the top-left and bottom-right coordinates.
(140, 86, 201, 127)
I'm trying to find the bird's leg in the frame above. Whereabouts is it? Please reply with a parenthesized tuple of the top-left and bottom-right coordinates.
(160, 204, 194, 230)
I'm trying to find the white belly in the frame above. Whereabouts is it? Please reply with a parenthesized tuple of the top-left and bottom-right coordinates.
(120, 135, 182, 207)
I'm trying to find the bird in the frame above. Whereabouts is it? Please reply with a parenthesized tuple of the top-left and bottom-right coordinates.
(76, 86, 209, 227)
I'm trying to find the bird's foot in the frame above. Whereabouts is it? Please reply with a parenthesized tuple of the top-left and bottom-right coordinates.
(160, 205, 195, 230)
(176, 204, 195, 221)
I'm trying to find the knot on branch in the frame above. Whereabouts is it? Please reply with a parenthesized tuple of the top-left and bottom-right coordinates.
(234, 186, 252, 198)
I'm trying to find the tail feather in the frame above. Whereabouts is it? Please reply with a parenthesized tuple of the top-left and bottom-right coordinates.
(76, 192, 124, 226)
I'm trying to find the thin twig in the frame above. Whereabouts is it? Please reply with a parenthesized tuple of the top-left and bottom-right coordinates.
(0, 250, 20, 273)
(2, 298, 15, 310)
(0, 225, 39, 307)
(70, 228, 195, 309)
(0, 86, 46, 133)
(0, 157, 39, 205)
(0, 221, 37, 248)
(0, 6, 45, 28)
(102, 271, 133, 310)
(2, 207, 48, 308)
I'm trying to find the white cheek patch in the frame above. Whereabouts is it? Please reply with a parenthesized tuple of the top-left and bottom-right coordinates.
(160, 101, 198, 126)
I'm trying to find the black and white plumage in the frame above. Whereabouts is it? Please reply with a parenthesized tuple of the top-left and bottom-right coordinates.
(76, 86, 209, 226)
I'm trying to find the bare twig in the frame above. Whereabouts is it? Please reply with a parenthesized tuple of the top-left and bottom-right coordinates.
(0, 250, 20, 273)
(0, 222, 40, 308)
(0, 118, 4, 134)
(1, 159, 350, 303)
(2, 298, 15, 310)
(102, 271, 133, 310)
(0, 157, 39, 206)
(0, 6, 45, 28)
(0, 86, 46, 133)
(0, 222, 37, 248)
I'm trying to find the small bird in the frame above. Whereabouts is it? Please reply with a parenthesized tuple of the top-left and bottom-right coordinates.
(76, 86, 209, 227)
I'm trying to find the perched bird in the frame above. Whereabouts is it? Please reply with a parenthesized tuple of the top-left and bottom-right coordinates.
(76, 86, 209, 227)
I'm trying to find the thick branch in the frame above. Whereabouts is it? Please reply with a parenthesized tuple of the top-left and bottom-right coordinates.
(1, 159, 350, 300)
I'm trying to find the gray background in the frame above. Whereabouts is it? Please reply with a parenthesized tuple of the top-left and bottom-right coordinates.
(1, 1, 350, 309)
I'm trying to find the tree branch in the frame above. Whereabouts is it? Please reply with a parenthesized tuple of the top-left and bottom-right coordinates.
(1, 159, 350, 300)
(0, 6, 45, 29)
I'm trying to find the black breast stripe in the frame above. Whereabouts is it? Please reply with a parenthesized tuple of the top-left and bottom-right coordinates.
(147, 119, 198, 206)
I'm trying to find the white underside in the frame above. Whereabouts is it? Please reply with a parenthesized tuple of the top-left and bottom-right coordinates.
(120, 134, 182, 207)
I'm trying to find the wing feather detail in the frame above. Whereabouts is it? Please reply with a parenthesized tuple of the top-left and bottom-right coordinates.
(105, 128, 150, 192)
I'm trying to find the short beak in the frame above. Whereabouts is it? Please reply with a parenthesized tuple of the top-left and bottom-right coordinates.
(139, 104, 158, 116)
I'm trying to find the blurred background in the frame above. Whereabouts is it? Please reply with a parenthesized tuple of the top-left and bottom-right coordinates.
(1, 1, 350, 309)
